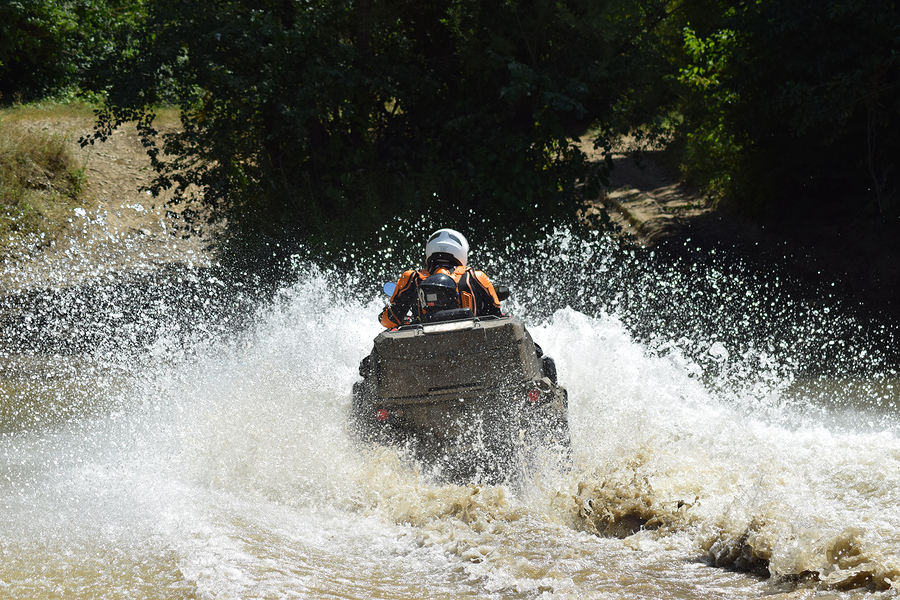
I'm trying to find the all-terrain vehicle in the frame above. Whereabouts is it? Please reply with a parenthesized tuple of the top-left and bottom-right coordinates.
(351, 287, 569, 482)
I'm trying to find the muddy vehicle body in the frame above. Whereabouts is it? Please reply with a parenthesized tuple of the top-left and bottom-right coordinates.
(351, 310, 569, 481)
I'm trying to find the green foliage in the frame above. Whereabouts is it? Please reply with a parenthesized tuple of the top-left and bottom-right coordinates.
(0, 0, 145, 103)
(674, 0, 900, 220)
(85, 0, 680, 261)
(6, 0, 899, 271)
(676, 26, 743, 200)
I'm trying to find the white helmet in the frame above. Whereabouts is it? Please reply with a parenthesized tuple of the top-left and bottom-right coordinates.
(425, 228, 468, 267)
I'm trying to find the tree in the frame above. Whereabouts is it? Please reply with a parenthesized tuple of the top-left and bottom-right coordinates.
(85, 0, 677, 260)
(0, 0, 145, 103)
(676, 0, 900, 220)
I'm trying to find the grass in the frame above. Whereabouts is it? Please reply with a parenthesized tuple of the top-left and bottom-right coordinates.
(0, 100, 182, 259)
(0, 98, 99, 122)
(0, 113, 87, 259)
(1, 98, 182, 128)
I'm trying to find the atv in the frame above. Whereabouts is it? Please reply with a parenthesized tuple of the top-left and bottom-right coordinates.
(351, 287, 569, 483)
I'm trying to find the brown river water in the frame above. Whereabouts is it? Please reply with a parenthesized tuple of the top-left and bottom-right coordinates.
(1, 227, 899, 599)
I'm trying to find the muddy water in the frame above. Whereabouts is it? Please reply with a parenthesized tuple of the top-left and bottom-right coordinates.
(2, 231, 899, 599)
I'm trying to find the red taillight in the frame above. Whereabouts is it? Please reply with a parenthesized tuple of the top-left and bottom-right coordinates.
(527, 390, 540, 403)
(376, 408, 390, 421)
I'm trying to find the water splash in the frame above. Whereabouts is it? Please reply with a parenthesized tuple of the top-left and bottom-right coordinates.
(1, 225, 899, 597)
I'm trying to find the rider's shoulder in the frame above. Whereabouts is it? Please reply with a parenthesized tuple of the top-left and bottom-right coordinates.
(394, 269, 421, 289)
(449, 265, 486, 276)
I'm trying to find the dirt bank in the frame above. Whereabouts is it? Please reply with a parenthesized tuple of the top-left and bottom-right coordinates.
(1, 114, 211, 292)
(590, 145, 900, 321)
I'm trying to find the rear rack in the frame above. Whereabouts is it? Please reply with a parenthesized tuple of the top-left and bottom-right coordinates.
(394, 314, 503, 333)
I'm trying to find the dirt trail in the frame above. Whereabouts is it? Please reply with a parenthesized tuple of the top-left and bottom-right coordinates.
(590, 143, 900, 318)
(580, 143, 707, 246)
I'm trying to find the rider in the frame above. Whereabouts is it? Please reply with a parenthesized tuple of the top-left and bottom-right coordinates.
(379, 228, 503, 328)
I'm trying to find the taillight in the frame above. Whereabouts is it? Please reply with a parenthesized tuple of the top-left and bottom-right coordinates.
(376, 408, 389, 421)
(527, 390, 540, 403)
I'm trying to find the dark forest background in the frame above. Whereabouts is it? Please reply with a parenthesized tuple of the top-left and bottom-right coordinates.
(3, 0, 898, 271)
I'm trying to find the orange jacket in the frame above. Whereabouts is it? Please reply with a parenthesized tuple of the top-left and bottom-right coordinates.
(379, 265, 502, 328)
